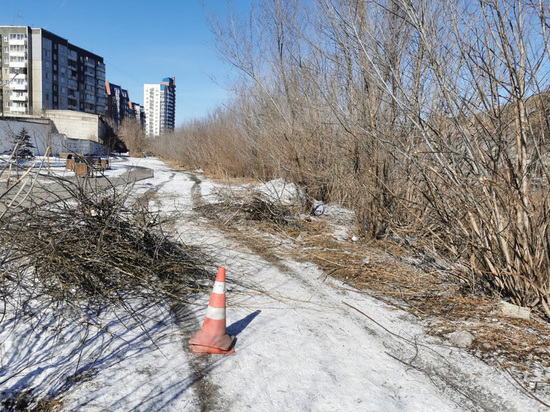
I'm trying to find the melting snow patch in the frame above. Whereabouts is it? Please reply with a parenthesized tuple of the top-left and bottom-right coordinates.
(253, 178, 304, 205)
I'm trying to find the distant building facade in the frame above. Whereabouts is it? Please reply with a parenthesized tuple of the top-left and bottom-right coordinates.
(105, 81, 130, 129)
(0, 26, 107, 117)
(129, 101, 146, 128)
(143, 77, 175, 137)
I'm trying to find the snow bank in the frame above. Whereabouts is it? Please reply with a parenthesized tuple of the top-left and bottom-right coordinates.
(253, 178, 304, 205)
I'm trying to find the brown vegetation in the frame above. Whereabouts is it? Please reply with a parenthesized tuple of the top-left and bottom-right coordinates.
(119, 117, 148, 156)
(196, 188, 550, 396)
(0, 160, 210, 408)
(154, 0, 550, 319)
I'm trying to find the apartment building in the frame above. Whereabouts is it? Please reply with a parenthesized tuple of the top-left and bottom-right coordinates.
(143, 77, 175, 137)
(105, 81, 130, 129)
(0, 26, 107, 117)
(129, 101, 146, 128)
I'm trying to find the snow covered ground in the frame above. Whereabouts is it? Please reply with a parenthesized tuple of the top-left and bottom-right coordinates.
(1, 156, 547, 411)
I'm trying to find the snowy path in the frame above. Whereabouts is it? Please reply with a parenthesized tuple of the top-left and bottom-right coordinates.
(55, 158, 545, 411)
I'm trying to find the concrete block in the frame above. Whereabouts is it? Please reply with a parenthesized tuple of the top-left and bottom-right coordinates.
(500, 301, 530, 320)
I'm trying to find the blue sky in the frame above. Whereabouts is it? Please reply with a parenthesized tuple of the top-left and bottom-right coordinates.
(1, 0, 250, 126)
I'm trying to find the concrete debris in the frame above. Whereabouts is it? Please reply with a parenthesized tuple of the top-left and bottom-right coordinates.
(449, 330, 476, 348)
(500, 301, 531, 320)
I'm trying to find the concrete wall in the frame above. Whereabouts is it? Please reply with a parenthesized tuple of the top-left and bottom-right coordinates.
(0, 117, 51, 155)
(63, 138, 107, 156)
(0, 116, 107, 156)
(45, 110, 106, 142)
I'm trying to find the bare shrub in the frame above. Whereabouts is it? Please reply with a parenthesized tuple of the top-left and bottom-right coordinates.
(119, 117, 148, 156)
(154, 0, 550, 317)
(152, 105, 272, 178)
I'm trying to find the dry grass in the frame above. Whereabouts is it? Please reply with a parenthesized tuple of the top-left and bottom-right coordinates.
(196, 191, 550, 390)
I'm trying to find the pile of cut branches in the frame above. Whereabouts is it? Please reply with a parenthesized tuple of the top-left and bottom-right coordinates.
(0, 168, 213, 409)
(197, 189, 300, 230)
(0, 174, 210, 307)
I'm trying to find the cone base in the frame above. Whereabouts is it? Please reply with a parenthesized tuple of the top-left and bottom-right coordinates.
(190, 343, 235, 354)
(189, 330, 235, 351)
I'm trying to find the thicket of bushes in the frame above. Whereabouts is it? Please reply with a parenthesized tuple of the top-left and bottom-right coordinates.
(153, 0, 550, 318)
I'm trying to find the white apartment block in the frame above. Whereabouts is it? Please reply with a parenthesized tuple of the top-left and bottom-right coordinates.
(143, 77, 175, 137)
(0, 26, 107, 117)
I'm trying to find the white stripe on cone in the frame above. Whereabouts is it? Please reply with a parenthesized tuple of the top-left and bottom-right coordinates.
(212, 281, 225, 295)
(205, 306, 226, 320)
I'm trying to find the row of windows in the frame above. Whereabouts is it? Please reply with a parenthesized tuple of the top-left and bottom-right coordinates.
(3, 34, 27, 41)
(3, 101, 27, 108)
(3, 67, 26, 74)
(3, 78, 25, 85)
(8, 56, 26, 62)
(8, 45, 25, 52)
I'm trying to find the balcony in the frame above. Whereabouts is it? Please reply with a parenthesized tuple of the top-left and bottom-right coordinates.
(11, 110, 28, 116)
(10, 51, 26, 58)
(10, 94, 28, 102)
(8, 73, 27, 81)
(8, 39, 27, 47)
(9, 61, 27, 69)
(10, 82, 27, 91)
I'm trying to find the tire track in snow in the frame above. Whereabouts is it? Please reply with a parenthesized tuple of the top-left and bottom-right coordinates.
(148, 169, 226, 412)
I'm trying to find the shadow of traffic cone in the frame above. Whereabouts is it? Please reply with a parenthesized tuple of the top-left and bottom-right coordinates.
(189, 267, 235, 354)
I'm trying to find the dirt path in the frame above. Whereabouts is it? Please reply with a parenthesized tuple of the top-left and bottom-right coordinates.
(36, 157, 546, 411)
(135, 159, 545, 412)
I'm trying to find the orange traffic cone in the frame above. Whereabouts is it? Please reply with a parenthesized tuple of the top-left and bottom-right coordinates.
(189, 267, 235, 354)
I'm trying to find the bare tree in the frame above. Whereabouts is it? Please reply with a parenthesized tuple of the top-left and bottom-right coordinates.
(163, 0, 550, 317)
(119, 118, 147, 156)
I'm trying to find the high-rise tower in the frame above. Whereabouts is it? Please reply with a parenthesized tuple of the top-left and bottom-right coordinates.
(143, 77, 175, 137)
